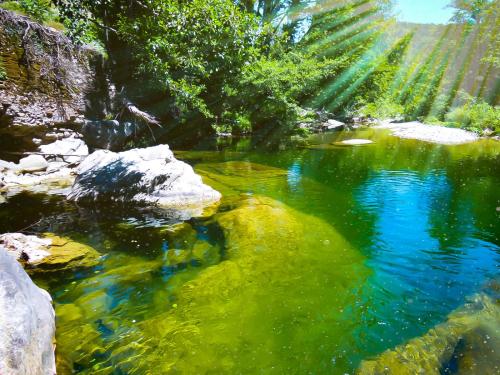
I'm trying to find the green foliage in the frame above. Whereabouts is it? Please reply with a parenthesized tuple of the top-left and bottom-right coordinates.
(449, 0, 495, 24)
(229, 52, 341, 131)
(445, 97, 500, 134)
(0, 1, 25, 14)
(0, 57, 7, 81)
(360, 99, 404, 119)
(18, 0, 53, 22)
(48, 0, 496, 138)
(0, 0, 62, 26)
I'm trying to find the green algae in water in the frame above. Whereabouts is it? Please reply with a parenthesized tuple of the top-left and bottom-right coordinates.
(52, 195, 368, 373)
(2, 129, 499, 374)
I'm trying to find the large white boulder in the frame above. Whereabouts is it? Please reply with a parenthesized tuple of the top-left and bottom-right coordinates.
(39, 136, 88, 164)
(68, 145, 221, 208)
(0, 246, 56, 374)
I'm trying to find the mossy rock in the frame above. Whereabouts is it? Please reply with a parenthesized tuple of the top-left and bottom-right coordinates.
(104, 195, 369, 373)
(27, 233, 100, 272)
(357, 294, 500, 374)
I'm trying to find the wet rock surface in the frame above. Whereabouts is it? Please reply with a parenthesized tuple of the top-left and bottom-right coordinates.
(0, 246, 56, 374)
(0, 232, 100, 272)
(357, 293, 500, 374)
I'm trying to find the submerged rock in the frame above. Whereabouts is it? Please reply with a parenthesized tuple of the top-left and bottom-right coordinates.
(357, 293, 500, 374)
(195, 161, 289, 196)
(376, 121, 479, 145)
(65, 195, 366, 373)
(68, 145, 221, 209)
(0, 246, 56, 374)
(0, 232, 100, 272)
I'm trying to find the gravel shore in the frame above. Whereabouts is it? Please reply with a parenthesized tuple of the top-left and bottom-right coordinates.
(376, 121, 479, 145)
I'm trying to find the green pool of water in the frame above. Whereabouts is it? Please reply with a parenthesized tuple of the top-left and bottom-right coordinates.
(1, 129, 499, 374)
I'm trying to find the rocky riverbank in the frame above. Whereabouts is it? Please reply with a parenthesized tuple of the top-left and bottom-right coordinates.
(0, 9, 111, 151)
(0, 132, 222, 374)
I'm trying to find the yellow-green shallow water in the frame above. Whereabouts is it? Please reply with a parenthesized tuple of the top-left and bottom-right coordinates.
(0, 129, 499, 374)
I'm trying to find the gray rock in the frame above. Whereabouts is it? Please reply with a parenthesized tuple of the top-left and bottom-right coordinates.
(0, 159, 19, 172)
(0, 246, 56, 375)
(46, 161, 69, 173)
(68, 145, 221, 208)
(18, 155, 48, 172)
(324, 119, 345, 131)
(0, 233, 101, 273)
(0, 233, 51, 264)
(81, 120, 141, 151)
(39, 136, 88, 164)
(0, 167, 75, 197)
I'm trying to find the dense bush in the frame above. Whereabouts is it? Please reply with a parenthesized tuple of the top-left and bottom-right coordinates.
(120, 0, 271, 123)
(224, 52, 341, 132)
(445, 98, 500, 134)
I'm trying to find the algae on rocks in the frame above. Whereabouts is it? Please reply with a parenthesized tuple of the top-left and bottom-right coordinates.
(357, 293, 500, 375)
(53, 195, 368, 373)
(0, 232, 100, 272)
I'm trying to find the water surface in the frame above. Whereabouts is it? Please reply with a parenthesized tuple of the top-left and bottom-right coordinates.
(1, 129, 499, 373)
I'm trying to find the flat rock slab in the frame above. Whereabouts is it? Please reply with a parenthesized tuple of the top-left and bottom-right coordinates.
(376, 121, 479, 145)
(334, 139, 374, 146)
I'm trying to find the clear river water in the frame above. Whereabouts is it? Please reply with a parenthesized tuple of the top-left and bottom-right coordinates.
(1, 128, 499, 374)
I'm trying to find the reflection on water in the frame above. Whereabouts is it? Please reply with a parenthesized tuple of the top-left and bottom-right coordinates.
(0, 129, 499, 373)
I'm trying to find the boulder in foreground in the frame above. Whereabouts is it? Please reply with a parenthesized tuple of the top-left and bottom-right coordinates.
(68, 145, 221, 208)
(0, 246, 56, 374)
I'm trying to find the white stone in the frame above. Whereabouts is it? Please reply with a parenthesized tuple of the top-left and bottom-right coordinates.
(46, 161, 69, 173)
(0, 246, 56, 375)
(68, 144, 221, 208)
(39, 136, 88, 164)
(0, 159, 19, 172)
(18, 154, 48, 172)
(341, 139, 373, 145)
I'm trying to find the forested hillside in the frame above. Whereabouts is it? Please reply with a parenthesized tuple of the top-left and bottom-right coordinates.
(0, 0, 498, 141)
